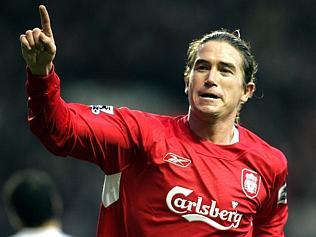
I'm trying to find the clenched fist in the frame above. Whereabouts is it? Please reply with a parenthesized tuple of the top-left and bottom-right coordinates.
(20, 5, 56, 75)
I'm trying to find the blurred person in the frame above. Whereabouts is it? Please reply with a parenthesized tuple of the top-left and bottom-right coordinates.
(3, 169, 72, 237)
(19, 5, 288, 237)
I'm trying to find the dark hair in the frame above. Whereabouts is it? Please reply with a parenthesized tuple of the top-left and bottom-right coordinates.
(184, 29, 258, 88)
(3, 170, 61, 227)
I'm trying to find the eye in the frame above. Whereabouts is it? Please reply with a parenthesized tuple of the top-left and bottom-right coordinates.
(220, 67, 233, 75)
(195, 64, 209, 72)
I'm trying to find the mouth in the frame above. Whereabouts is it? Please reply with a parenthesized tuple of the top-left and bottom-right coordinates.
(199, 92, 221, 100)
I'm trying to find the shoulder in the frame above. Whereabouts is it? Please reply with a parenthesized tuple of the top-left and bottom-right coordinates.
(239, 125, 288, 175)
(116, 108, 186, 150)
(116, 107, 182, 126)
(64, 104, 182, 127)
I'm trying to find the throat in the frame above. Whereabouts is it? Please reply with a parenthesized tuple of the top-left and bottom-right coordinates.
(188, 114, 239, 145)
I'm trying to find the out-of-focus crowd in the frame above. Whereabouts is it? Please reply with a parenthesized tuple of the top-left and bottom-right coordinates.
(0, 1, 315, 236)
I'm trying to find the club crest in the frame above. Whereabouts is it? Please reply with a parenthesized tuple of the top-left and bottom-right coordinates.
(241, 168, 261, 199)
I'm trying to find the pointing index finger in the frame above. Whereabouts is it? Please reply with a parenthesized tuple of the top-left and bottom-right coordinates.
(39, 5, 53, 37)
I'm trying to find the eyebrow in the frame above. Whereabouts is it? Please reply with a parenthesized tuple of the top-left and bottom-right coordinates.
(195, 59, 237, 72)
(195, 59, 209, 65)
(218, 62, 236, 72)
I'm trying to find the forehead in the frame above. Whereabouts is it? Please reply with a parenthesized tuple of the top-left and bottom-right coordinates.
(196, 40, 243, 69)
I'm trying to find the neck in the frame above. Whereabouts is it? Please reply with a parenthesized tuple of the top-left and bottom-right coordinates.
(188, 110, 237, 145)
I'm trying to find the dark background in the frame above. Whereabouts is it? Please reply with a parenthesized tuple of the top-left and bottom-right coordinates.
(1, 0, 315, 236)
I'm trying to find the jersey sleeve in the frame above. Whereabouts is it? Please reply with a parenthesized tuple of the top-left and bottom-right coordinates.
(26, 66, 155, 174)
(252, 151, 288, 236)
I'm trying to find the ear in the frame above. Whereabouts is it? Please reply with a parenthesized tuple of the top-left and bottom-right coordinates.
(240, 82, 256, 103)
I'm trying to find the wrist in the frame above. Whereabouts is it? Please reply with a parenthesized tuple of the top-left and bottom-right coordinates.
(29, 63, 53, 76)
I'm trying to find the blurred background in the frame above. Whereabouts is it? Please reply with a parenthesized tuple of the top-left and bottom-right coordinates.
(0, 0, 315, 236)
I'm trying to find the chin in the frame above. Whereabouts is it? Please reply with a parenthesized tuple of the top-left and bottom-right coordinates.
(199, 104, 220, 114)
(192, 106, 221, 120)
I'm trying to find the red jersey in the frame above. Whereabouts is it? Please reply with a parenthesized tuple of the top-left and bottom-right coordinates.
(26, 68, 288, 237)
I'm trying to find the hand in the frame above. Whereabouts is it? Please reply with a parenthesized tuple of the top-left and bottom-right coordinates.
(20, 5, 56, 75)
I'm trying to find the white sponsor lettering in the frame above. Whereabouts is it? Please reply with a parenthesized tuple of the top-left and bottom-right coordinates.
(166, 186, 243, 230)
(232, 201, 239, 209)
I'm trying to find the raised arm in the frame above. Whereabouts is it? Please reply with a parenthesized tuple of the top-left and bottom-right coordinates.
(21, 6, 147, 172)
(20, 5, 56, 75)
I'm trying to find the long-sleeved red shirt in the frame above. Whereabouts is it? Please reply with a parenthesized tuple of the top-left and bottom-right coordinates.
(26, 68, 288, 237)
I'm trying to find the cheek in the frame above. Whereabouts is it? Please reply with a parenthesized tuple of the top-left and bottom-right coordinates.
(188, 83, 200, 105)
(188, 78, 198, 95)
(223, 84, 244, 104)
(233, 89, 245, 105)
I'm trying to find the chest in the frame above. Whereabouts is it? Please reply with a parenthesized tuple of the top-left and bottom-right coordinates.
(121, 135, 274, 234)
(142, 137, 270, 217)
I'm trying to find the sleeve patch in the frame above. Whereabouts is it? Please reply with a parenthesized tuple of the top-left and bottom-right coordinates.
(90, 105, 114, 115)
(277, 182, 287, 204)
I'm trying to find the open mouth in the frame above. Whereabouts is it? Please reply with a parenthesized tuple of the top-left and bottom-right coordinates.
(199, 93, 221, 99)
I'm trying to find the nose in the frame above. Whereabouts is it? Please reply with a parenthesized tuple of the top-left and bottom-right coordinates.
(204, 69, 217, 87)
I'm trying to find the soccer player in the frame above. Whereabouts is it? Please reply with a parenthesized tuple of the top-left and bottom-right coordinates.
(20, 5, 288, 237)
(3, 169, 72, 237)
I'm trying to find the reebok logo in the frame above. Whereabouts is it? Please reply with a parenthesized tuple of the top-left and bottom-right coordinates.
(166, 186, 243, 230)
(163, 153, 191, 168)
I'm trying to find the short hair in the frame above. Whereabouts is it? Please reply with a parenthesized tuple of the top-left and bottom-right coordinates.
(3, 169, 61, 227)
(184, 29, 258, 88)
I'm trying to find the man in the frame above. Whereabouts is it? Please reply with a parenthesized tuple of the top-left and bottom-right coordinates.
(3, 169, 72, 237)
(20, 5, 288, 237)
